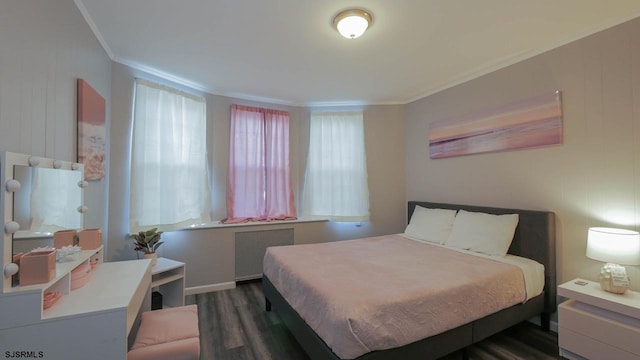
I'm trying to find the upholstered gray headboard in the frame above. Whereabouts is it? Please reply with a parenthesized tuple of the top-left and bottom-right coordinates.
(408, 201, 557, 315)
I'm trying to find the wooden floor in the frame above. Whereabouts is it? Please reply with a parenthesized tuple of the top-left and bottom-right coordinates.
(187, 280, 562, 360)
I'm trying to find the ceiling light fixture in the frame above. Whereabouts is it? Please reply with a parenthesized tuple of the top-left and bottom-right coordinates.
(333, 9, 372, 39)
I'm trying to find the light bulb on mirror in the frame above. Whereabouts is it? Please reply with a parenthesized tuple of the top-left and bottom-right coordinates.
(77, 180, 89, 188)
(4, 221, 19, 235)
(77, 205, 88, 213)
(71, 163, 80, 170)
(28, 156, 40, 167)
(4, 263, 19, 277)
(53, 160, 62, 169)
(5, 179, 21, 192)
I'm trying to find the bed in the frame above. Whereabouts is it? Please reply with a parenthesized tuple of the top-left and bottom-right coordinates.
(263, 201, 556, 360)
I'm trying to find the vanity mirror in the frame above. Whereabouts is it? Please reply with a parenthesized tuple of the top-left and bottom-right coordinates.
(14, 166, 84, 236)
(1, 151, 87, 292)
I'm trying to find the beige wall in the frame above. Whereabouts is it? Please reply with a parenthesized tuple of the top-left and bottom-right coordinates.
(406, 17, 640, 290)
(109, 63, 407, 288)
(0, 0, 112, 243)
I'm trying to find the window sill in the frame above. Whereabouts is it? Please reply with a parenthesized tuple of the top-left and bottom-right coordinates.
(180, 217, 329, 230)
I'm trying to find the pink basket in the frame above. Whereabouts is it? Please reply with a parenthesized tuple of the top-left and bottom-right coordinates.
(71, 261, 92, 290)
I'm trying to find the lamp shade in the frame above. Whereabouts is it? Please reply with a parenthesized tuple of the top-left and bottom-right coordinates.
(586, 227, 640, 265)
(333, 9, 372, 39)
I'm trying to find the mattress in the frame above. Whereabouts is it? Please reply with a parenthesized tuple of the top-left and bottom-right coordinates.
(263, 234, 544, 359)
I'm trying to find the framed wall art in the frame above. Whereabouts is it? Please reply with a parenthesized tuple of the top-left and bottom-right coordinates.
(77, 79, 106, 180)
(428, 91, 563, 159)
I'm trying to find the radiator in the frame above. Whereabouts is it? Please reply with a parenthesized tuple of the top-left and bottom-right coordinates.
(235, 228, 294, 281)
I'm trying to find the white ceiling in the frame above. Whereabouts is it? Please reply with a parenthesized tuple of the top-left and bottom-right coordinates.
(75, 0, 640, 106)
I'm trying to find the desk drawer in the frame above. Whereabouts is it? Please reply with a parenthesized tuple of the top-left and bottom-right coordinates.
(559, 300, 640, 356)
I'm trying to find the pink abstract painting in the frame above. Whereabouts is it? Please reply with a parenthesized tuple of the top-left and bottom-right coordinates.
(77, 79, 106, 180)
(428, 91, 563, 159)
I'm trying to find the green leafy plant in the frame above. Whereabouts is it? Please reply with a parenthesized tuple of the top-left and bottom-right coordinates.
(131, 228, 164, 254)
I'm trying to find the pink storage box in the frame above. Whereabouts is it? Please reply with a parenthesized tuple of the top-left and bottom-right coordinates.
(53, 230, 76, 249)
(12, 253, 22, 286)
(19, 250, 56, 286)
(70, 261, 92, 290)
(78, 228, 102, 250)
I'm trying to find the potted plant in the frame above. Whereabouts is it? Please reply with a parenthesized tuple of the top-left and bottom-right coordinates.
(131, 228, 163, 265)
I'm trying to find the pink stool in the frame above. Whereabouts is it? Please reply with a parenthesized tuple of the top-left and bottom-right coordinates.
(128, 304, 200, 360)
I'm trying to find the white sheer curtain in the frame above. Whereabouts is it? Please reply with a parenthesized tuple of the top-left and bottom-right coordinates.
(130, 79, 211, 232)
(303, 111, 370, 221)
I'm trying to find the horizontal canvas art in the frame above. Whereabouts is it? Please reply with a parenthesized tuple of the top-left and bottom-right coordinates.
(428, 91, 562, 159)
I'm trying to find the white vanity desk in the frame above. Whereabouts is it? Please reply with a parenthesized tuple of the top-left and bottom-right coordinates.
(0, 252, 152, 359)
(0, 152, 152, 359)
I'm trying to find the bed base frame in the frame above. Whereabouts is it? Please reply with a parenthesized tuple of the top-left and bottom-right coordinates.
(264, 201, 556, 360)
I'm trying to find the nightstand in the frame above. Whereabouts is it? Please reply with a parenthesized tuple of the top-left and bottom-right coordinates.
(151, 257, 185, 308)
(558, 278, 640, 360)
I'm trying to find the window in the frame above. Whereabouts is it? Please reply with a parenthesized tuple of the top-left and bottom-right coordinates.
(303, 111, 370, 221)
(130, 79, 211, 232)
(223, 104, 296, 223)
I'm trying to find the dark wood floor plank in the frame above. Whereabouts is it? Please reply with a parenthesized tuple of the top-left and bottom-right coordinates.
(503, 321, 560, 356)
(235, 303, 274, 360)
(192, 281, 561, 360)
(493, 334, 554, 359)
(217, 290, 249, 350)
(466, 345, 500, 360)
(194, 293, 218, 358)
(241, 281, 309, 360)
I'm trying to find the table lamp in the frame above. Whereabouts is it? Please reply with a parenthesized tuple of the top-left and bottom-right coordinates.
(586, 227, 640, 294)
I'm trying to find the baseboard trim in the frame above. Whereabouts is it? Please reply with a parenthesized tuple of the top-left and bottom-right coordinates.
(185, 282, 236, 296)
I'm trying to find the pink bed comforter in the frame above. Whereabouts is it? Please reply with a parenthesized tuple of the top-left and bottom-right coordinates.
(263, 234, 527, 359)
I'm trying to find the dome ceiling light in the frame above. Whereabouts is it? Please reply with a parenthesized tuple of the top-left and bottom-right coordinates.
(333, 9, 372, 39)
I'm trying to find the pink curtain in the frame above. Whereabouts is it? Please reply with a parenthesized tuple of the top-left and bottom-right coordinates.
(223, 105, 297, 223)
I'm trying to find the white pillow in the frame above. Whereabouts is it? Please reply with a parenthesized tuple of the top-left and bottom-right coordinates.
(404, 206, 457, 244)
(445, 210, 519, 257)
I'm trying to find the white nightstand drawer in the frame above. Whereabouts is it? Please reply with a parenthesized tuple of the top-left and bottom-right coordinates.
(559, 300, 640, 356)
(559, 326, 640, 360)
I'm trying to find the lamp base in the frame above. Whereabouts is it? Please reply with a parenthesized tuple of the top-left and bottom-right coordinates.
(598, 263, 629, 294)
